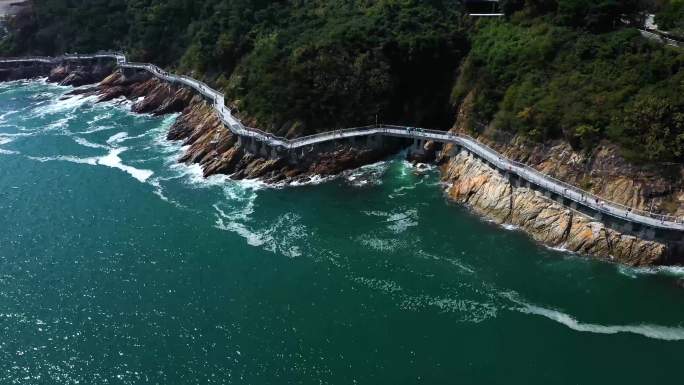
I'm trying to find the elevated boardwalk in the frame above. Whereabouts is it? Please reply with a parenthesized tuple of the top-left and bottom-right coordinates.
(638, 29, 684, 48)
(1, 52, 683, 235)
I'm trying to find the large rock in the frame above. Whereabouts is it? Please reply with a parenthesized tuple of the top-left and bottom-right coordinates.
(59, 71, 92, 87)
(48, 65, 69, 82)
(441, 151, 673, 266)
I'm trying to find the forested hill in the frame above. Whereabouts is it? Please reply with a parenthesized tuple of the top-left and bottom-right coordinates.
(1, 0, 469, 136)
(2, 0, 684, 164)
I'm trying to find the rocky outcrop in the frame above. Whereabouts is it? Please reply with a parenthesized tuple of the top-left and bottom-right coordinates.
(0, 60, 115, 84)
(441, 149, 671, 266)
(165, 95, 398, 183)
(451, 91, 684, 219)
(434, 88, 683, 265)
(49, 62, 115, 86)
(83, 70, 399, 184)
(4, 59, 678, 265)
(0, 62, 50, 81)
(481, 136, 683, 217)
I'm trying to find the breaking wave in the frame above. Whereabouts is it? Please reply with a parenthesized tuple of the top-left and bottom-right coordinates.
(618, 265, 684, 279)
(503, 292, 684, 341)
(98, 147, 154, 183)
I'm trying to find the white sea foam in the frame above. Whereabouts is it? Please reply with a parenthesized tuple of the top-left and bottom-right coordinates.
(352, 276, 403, 294)
(504, 293, 684, 341)
(349, 268, 495, 323)
(213, 199, 264, 247)
(86, 111, 114, 125)
(357, 234, 406, 253)
(541, 243, 582, 257)
(404, 161, 436, 175)
(618, 265, 684, 279)
(28, 148, 153, 183)
(44, 115, 73, 131)
(106, 132, 130, 145)
(74, 124, 116, 135)
(0, 136, 13, 146)
(215, 214, 268, 247)
(0, 110, 19, 123)
(362, 208, 418, 233)
(148, 178, 184, 208)
(73, 137, 108, 149)
(174, 162, 229, 187)
(519, 302, 684, 341)
(282, 161, 390, 188)
(287, 174, 336, 187)
(343, 161, 388, 187)
(28, 155, 98, 165)
(391, 181, 420, 194)
(98, 148, 153, 183)
(213, 190, 307, 258)
(415, 249, 475, 274)
(399, 294, 497, 322)
(386, 209, 418, 233)
(37, 93, 98, 117)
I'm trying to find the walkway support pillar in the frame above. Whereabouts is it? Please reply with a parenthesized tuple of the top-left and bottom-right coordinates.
(639, 226, 656, 240)
(248, 137, 258, 154)
(259, 142, 269, 158)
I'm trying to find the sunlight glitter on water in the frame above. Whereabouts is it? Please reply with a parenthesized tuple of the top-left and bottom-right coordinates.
(2, 80, 684, 385)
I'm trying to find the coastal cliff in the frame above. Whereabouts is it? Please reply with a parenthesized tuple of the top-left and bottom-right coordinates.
(440, 148, 671, 266)
(450, 91, 684, 219)
(2, 60, 681, 266)
(85, 69, 399, 184)
(439, 92, 682, 266)
(476, 134, 684, 219)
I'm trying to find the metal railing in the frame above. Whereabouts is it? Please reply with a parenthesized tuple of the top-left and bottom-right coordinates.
(2, 52, 683, 230)
(638, 29, 684, 48)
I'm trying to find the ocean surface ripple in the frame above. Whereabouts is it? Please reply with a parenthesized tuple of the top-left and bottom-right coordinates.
(1, 80, 683, 385)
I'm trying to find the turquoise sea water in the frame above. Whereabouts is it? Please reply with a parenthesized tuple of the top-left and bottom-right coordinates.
(1, 80, 684, 384)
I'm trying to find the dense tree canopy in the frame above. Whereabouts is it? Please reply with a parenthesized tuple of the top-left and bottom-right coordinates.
(2, 0, 684, 162)
(1, 0, 469, 135)
(457, 19, 684, 161)
(656, 0, 684, 36)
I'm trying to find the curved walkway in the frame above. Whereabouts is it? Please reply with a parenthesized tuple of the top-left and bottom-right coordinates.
(1, 52, 683, 231)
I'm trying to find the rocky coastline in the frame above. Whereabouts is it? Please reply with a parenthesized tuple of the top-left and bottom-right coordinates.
(439, 148, 674, 266)
(438, 91, 684, 266)
(46, 64, 401, 184)
(2, 61, 682, 266)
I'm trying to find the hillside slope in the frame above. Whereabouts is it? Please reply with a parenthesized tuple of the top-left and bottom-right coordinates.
(2, 0, 684, 215)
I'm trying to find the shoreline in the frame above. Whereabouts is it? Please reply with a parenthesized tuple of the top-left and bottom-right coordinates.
(1, 58, 682, 266)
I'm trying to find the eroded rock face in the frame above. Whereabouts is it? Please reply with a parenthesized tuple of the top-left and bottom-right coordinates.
(48, 65, 69, 83)
(21, 62, 680, 265)
(165, 96, 397, 183)
(49, 63, 115, 86)
(0, 61, 115, 84)
(479, 137, 682, 215)
(441, 149, 671, 266)
(88, 71, 399, 184)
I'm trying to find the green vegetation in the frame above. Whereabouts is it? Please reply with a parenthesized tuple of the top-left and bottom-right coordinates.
(454, 1, 684, 162)
(1, 0, 684, 163)
(1, 0, 467, 135)
(657, 0, 684, 37)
